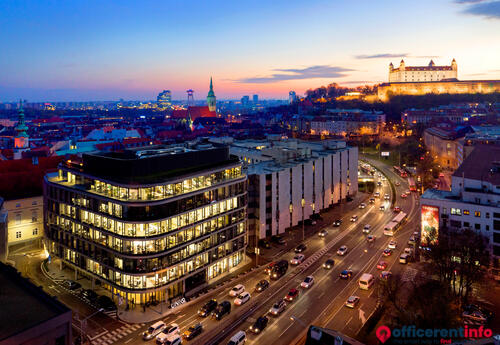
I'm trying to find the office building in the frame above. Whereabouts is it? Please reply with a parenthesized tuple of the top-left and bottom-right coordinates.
(421, 145, 500, 277)
(44, 144, 247, 305)
(241, 96, 250, 107)
(157, 90, 172, 109)
(252, 94, 258, 104)
(289, 91, 297, 104)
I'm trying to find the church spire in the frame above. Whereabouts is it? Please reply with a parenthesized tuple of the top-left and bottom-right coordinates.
(15, 99, 28, 138)
(207, 77, 216, 112)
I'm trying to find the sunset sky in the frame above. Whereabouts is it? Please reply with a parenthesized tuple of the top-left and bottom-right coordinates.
(1, 0, 500, 101)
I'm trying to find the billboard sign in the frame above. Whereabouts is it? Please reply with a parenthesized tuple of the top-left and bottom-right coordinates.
(381, 151, 390, 157)
(421, 205, 439, 247)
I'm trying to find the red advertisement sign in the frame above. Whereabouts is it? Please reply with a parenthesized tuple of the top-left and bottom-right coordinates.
(421, 205, 439, 246)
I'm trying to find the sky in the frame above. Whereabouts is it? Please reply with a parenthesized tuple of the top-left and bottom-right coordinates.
(1, 0, 500, 102)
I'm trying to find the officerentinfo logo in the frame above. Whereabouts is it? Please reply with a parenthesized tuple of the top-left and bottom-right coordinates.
(376, 325, 392, 343)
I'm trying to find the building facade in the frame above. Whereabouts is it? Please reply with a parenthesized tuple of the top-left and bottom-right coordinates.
(389, 59, 457, 83)
(157, 90, 172, 109)
(423, 126, 472, 170)
(43, 144, 247, 305)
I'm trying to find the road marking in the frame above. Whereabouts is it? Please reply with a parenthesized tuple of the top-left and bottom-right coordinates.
(124, 339, 133, 344)
(279, 323, 293, 338)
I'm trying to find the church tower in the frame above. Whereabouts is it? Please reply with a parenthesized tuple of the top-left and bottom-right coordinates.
(207, 77, 216, 112)
(14, 100, 30, 160)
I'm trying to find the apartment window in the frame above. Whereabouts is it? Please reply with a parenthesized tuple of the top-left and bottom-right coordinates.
(494, 213, 500, 219)
(486, 225, 490, 231)
(475, 223, 481, 230)
(463, 210, 470, 215)
(33, 228, 38, 236)
(464, 222, 470, 227)
(32, 211, 38, 223)
(486, 213, 490, 219)
(451, 208, 461, 216)
(15, 231, 21, 239)
(474, 211, 481, 218)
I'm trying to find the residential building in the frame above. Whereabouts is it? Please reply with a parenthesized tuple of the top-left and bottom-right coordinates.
(0, 262, 72, 345)
(310, 110, 386, 137)
(423, 125, 472, 170)
(460, 126, 500, 161)
(389, 59, 457, 83)
(210, 137, 357, 245)
(421, 145, 500, 277)
(0, 198, 7, 262)
(43, 144, 247, 305)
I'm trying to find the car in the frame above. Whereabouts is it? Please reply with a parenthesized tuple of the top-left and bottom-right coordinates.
(374, 192, 380, 198)
(269, 299, 287, 316)
(212, 301, 231, 320)
(255, 279, 270, 292)
(394, 206, 401, 212)
(63, 280, 81, 290)
(377, 181, 382, 186)
(379, 205, 385, 211)
(156, 333, 181, 345)
(229, 284, 245, 297)
(369, 198, 375, 204)
(271, 235, 286, 245)
(408, 236, 416, 245)
(401, 193, 408, 198)
(337, 245, 348, 256)
(404, 247, 413, 255)
(384, 194, 390, 200)
(380, 271, 392, 280)
(227, 331, 246, 345)
(249, 316, 269, 334)
(311, 220, 317, 225)
(294, 244, 307, 253)
(363, 224, 371, 233)
(323, 259, 335, 269)
(413, 231, 420, 238)
(264, 262, 276, 275)
(96, 295, 116, 311)
(301, 276, 314, 288)
(405, 190, 410, 195)
(388, 240, 397, 249)
(462, 310, 489, 324)
(333, 219, 342, 227)
(367, 235, 376, 243)
(258, 239, 271, 249)
(340, 269, 353, 279)
(382, 248, 392, 256)
(198, 299, 218, 317)
(290, 254, 305, 265)
(234, 291, 251, 306)
(395, 181, 401, 186)
(80, 289, 98, 303)
(439, 172, 445, 177)
(377, 261, 388, 270)
(345, 296, 360, 308)
(183, 323, 203, 340)
(463, 305, 494, 322)
(285, 288, 299, 302)
(359, 203, 366, 209)
(164, 324, 180, 337)
(318, 229, 328, 238)
(143, 321, 167, 340)
(350, 215, 358, 222)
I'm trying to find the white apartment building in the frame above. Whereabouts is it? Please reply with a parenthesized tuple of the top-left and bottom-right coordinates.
(421, 145, 500, 276)
(210, 137, 358, 244)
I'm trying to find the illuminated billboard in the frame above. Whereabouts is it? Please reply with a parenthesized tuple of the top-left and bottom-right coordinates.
(381, 151, 390, 157)
(421, 205, 439, 246)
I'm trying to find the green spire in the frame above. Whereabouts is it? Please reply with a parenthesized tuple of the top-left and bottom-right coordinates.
(15, 99, 29, 137)
(208, 77, 215, 97)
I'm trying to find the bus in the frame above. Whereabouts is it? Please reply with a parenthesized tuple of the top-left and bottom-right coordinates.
(393, 166, 407, 178)
(383, 212, 407, 236)
(408, 177, 416, 192)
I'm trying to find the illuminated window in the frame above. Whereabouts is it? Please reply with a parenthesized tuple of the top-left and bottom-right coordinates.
(451, 208, 461, 216)
(474, 211, 481, 217)
(463, 210, 470, 215)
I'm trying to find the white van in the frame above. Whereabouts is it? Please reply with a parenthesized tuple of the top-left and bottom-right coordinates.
(228, 331, 246, 345)
(359, 273, 375, 290)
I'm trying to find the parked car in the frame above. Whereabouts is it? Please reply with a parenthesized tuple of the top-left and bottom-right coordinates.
(366, 235, 376, 243)
(269, 299, 287, 316)
(382, 248, 392, 257)
(285, 288, 299, 302)
(271, 235, 286, 245)
(183, 323, 203, 340)
(323, 259, 335, 269)
(462, 310, 489, 324)
(142, 321, 166, 340)
(408, 236, 416, 245)
(337, 245, 348, 256)
(63, 280, 81, 290)
(333, 219, 342, 227)
(294, 244, 307, 253)
(463, 305, 494, 323)
(255, 279, 270, 292)
(96, 295, 116, 311)
(374, 192, 380, 198)
(290, 254, 305, 265)
(249, 316, 269, 334)
(377, 261, 388, 270)
(80, 289, 98, 303)
(234, 292, 251, 306)
(301, 276, 314, 288)
(229, 284, 245, 297)
(340, 269, 353, 279)
(345, 296, 360, 308)
(198, 299, 218, 317)
(318, 229, 328, 238)
(350, 215, 358, 222)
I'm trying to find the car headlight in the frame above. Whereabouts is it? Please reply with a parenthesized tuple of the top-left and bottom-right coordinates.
(255, 328, 259, 332)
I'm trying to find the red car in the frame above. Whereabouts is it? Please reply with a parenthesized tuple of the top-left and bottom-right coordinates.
(401, 193, 408, 198)
(377, 261, 388, 270)
(383, 248, 392, 257)
(285, 288, 299, 302)
(394, 206, 401, 212)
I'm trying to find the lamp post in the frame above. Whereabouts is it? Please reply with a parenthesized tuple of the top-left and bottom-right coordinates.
(301, 198, 305, 242)
(80, 308, 104, 344)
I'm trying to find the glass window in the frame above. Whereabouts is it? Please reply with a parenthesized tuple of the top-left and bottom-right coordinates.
(474, 211, 481, 217)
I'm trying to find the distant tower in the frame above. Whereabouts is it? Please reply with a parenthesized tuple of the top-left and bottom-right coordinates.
(187, 89, 194, 106)
(289, 91, 297, 104)
(399, 59, 406, 71)
(429, 60, 435, 67)
(451, 58, 457, 71)
(389, 62, 394, 72)
(206, 77, 216, 112)
(14, 100, 29, 160)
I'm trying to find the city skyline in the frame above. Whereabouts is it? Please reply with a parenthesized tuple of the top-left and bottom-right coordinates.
(1, 0, 500, 102)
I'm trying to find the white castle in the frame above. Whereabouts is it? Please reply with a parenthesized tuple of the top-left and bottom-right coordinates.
(389, 59, 457, 83)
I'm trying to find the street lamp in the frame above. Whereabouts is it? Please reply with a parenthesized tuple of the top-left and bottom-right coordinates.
(80, 308, 104, 344)
(301, 199, 306, 242)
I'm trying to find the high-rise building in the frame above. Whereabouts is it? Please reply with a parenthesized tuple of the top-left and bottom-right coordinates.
(157, 90, 172, 109)
(241, 95, 250, 107)
(44, 144, 247, 305)
(207, 77, 216, 112)
(252, 94, 258, 104)
(289, 91, 297, 104)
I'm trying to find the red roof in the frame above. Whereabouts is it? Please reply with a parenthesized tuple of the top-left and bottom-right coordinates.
(31, 117, 65, 125)
(171, 106, 216, 120)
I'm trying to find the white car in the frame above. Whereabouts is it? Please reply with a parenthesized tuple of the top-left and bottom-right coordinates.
(337, 245, 348, 256)
(388, 240, 397, 249)
(229, 284, 245, 297)
(156, 324, 180, 343)
(301, 276, 314, 288)
(157, 334, 181, 345)
(345, 296, 360, 308)
(350, 215, 358, 222)
(318, 229, 328, 238)
(363, 224, 371, 233)
(234, 291, 251, 305)
(142, 321, 166, 340)
(291, 254, 305, 265)
(374, 192, 380, 198)
(359, 203, 366, 209)
(404, 247, 414, 255)
(384, 194, 390, 200)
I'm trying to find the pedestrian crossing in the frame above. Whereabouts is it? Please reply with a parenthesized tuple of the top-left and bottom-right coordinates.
(92, 323, 145, 344)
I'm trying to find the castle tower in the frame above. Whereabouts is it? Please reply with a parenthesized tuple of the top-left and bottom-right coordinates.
(14, 100, 30, 160)
(429, 60, 435, 67)
(451, 58, 457, 71)
(206, 77, 216, 112)
(399, 59, 405, 71)
(389, 62, 394, 72)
